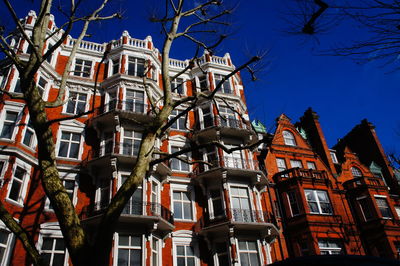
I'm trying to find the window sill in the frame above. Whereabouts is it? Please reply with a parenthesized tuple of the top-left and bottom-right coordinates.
(61, 112, 88, 118)
(56, 156, 82, 162)
(5, 197, 24, 208)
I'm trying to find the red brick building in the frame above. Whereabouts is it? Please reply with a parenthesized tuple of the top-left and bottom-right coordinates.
(255, 108, 400, 262)
(0, 10, 399, 266)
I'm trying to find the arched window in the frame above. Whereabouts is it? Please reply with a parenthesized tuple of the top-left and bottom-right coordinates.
(351, 167, 362, 178)
(283, 130, 296, 146)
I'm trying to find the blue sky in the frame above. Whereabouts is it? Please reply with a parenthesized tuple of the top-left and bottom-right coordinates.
(3, 1, 400, 154)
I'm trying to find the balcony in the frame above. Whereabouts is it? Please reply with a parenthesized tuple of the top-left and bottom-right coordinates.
(191, 156, 266, 186)
(274, 168, 330, 186)
(89, 101, 152, 130)
(343, 176, 388, 191)
(194, 116, 256, 144)
(195, 207, 279, 241)
(86, 143, 170, 177)
(80, 201, 174, 234)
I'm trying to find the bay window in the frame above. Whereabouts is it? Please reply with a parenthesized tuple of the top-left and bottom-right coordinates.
(304, 190, 333, 215)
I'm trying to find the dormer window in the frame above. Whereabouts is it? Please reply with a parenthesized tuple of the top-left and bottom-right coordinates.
(283, 130, 296, 146)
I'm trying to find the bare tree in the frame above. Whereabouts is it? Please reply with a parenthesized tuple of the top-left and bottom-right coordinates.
(286, 0, 400, 69)
(0, 0, 263, 265)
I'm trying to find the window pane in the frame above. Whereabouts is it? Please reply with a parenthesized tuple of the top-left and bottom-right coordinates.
(53, 253, 65, 265)
(174, 202, 182, 219)
(119, 235, 129, 246)
(55, 238, 65, 250)
(118, 249, 129, 266)
(130, 249, 141, 266)
(42, 238, 53, 250)
(9, 181, 21, 201)
(250, 253, 260, 266)
(183, 202, 192, 219)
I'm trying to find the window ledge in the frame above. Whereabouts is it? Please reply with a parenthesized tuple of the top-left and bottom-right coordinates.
(5, 198, 24, 208)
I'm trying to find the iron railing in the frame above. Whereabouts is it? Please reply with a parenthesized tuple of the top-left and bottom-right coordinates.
(231, 208, 267, 223)
(274, 168, 328, 182)
(193, 156, 259, 175)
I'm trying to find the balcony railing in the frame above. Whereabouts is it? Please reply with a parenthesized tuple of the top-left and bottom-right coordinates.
(231, 208, 266, 223)
(274, 168, 329, 183)
(343, 176, 387, 190)
(193, 156, 259, 175)
(81, 201, 174, 225)
(90, 143, 140, 159)
(94, 100, 149, 116)
(202, 116, 252, 131)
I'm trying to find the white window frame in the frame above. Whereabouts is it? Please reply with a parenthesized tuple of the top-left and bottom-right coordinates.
(9, 69, 21, 93)
(95, 177, 111, 211)
(276, 158, 287, 172)
(207, 187, 225, 219)
(123, 87, 145, 113)
(105, 88, 118, 112)
(21, 115, 36, 149)
(304, 189, 333, 215)
(169, 109, 188, 131)
(307, 161, 316, 170)
(374, 195, 392, 219)
(172, 232, 200, 266)
(0, 67, 10, 89)
(213, 242, 230, 266)
(0, 221, 15, 266)
(287, 190, 300, 217)
(6, 158, 31, 206)
(36, 74, 50, 100)
(228, 183, 255, 222)
(55, 124, 84, 161)
(290, 159, 303, 169)
(113, 233, 145, 266)
(151, 235, 162, 266)
(0, 154, 8, 187)
(37, 223, 68, 266)
(0, 104, 23, 141)
(169, 141, 191, 172)
(395, 206, 400, 219)
(237, 239, 262, 266)
(318, 239, 343, 255)
(63, 90, 88, 115)
(119, 172, 144, 215)
(330, 151, 338, 164)
(127, 56, 145, 77)
(351, 167, 363, 178)
(199, 103, 214, 129)
(171, 184, 196, 222)
(72, 58, 93, 78)
(214, 73, 233, 94)
(45, 172, 78, 211)
(171, 76, 186, 95)
(110, 56, 120, 76)
(120, 128, 142, 156)
(283, 130, 296, 146)
(356, 196, 374, 221)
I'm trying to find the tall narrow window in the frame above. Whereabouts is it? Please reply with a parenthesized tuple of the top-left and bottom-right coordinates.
(214, 74, 232, 94)
(37, 77, 47, 97)
(210, 189, 224, 218)
(151, 236, 160, 266)
(97, 178, 110, 210)
(357, 197, 374, 221)
(58, 131, 81, 159)
(66, 92, 87, 114)
(45, 43, 53, 64)
(112, 58, 120, 75)
(283, 130, 296, 146)
(128, 57, 145, 77)
(117, 234, 142, 266)
(215, 242, 229, 266)
(0, 228, 13, 265)
(330, 151, 338, 164)
(13, 77, 21, 93)
(375, 196, 392, 219)
(199, 75, 208, 91)
(0, 111, 19, 139)
(73, 59, 92, 78)
(122, 130, 142, 156)
(170, 109, 186, 130)
(201, 105, 214, 128)
(304, 190, 333, 215)
(125, 89, 145, 113)
(8, 166, 26, 203)
(40, 236, 66, 266)
(238, 240, 260, 266)
(175, 244, 196, 266)
(0, 68, 9, 89)
(102, 132, 114, 156)
(287, 191, 300, 216)
(172, 191, 193, 220)
(204, 146, 218, 170)
(22, 119, 35, 148)
(171, 77, 184, 94)
(121, 175, 143, 215)
(230, 186, 253, 222)
(171, 146, 190, 172)
(107, 90, 117, 111)
(276, 158, 287, 172)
